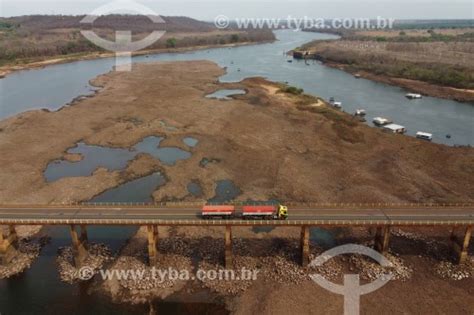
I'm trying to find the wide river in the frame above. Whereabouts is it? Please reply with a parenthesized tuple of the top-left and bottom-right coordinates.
(0, 30, 473, 314)
(1, 30, 473, 145)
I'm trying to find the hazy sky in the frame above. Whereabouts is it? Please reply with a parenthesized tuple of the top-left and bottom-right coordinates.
(1, 0, 473, 19)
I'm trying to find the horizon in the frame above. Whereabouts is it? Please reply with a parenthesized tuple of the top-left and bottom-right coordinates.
(1, 0, 473, 20)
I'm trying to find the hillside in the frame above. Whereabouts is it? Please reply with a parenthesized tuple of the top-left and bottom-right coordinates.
(0, 15, 275, 67)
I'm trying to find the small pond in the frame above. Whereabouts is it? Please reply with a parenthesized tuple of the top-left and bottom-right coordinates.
(205, 89, 247, 100)
(45, 136, 191, 182)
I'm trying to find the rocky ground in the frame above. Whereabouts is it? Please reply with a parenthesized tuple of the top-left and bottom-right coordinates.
(0, 226, 49, 279)
(56, 243, 114, 283)
(94, 225, 473, 314)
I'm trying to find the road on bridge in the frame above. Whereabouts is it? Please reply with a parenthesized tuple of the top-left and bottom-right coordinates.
(0, 205, 472, 226)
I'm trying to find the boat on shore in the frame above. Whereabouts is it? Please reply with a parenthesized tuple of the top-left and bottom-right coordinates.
(333, 101, 342, 109)
(383, 124, 407, 134)
(372, 117, 393, 126)
(355, 109, 366, 116)
(416, 132, 433, 141)
(406, 93, 422, 99)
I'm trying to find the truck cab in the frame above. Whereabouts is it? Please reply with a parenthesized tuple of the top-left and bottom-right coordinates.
(278, 205, 288, 219)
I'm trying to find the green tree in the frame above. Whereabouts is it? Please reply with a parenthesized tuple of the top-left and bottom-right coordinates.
(166, 38, 177, 48)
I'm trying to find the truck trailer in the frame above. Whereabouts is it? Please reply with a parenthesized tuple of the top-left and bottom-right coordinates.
(201, 204, 288, 220)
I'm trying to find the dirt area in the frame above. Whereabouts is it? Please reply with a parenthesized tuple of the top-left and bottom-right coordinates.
(1, 60, 473, 205)
(94, 224, 473, 314)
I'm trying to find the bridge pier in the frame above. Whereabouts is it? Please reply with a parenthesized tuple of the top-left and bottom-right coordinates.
(224, 226, 232, 268)
(374, 226, 391, 254)
(0, 225, 18, 265)
(450, 226, 472, 264)
(300, 226, 310, 267)
(69, 225, 88, 267)
(147, 225, 159, 266)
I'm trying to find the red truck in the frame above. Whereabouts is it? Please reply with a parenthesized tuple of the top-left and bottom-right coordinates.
(201, 205, 235, 219)
(201, 204, 288, 220)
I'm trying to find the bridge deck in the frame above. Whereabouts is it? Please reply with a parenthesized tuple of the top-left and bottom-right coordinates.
(0, 205, 472, 226)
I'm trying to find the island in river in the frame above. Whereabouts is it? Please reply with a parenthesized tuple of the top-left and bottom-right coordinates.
(0, 61, 473, 313)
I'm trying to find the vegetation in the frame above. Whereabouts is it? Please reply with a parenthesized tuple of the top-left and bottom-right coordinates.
(280, 86, 304, 95)
(0, 21, 14, 29)
(302, 27, 474, 89)
(166, 37, 177, 48)
(0, 15, 275, 66)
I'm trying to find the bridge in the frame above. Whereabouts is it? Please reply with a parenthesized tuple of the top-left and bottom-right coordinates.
(0, 203, 472, 268)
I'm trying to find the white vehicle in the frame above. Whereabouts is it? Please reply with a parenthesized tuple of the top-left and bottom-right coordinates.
(416, 131, 433, 141)
(383, 124, 407, 134)
(406, 93, 422, 99)
(372, 117, 392, 126)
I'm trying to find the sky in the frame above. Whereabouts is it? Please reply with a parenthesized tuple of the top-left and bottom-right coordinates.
(0, 0, 473, 20)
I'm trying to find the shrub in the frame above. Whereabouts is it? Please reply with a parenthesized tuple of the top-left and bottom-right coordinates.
(282, 86, 304, 95)
(230, 34, 240, 43)
(166, 38, 177, 48)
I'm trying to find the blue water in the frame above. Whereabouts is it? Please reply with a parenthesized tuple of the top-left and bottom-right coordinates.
(45, 136, 191, 182)
(206, 89, 247, 100)
(187, 181, 204, 197)
(208, 180, 241, 203)
(1, 30, 472, 145)
(90, 172, 166, 203)
(183, 137, 199, 148)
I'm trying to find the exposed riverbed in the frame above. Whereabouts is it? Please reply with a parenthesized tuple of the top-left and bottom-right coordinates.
(1, 30, 473, 145)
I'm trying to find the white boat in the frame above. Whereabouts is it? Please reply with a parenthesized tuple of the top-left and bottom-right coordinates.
(383, 123, 407, 134)
(406, 93, 422, 99)
(355, 109, 366, 116)
(333, 101, 342, 109)
(372, 117, 392, 126)
(416, 131, 433, 141)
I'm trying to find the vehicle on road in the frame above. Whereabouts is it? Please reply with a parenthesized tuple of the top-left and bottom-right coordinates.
(201, 204, 288, 220)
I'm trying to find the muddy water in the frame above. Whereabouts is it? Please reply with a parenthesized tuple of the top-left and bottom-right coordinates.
(1, 30, 473, 145)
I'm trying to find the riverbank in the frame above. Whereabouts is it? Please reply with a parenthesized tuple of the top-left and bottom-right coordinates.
(298, 31, 474, 102)
(0, 39, 273, 79)
(319, 60, 474, 103)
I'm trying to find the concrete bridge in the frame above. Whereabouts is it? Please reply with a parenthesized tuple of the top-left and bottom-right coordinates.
(0, 203, 472, 268)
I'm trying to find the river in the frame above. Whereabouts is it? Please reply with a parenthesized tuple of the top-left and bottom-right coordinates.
(0, 30, 473, 314)
(1, 30, 473, 145)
